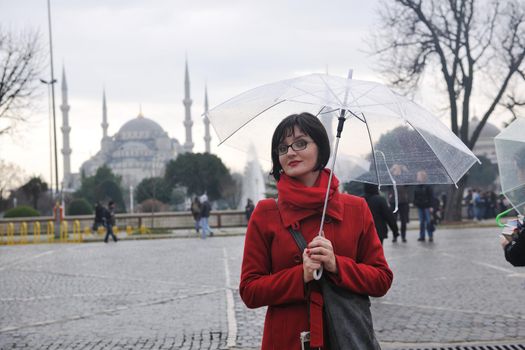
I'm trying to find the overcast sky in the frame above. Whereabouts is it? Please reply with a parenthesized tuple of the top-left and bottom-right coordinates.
(0, 0, 509, 187)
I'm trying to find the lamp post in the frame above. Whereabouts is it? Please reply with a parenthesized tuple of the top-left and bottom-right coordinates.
(45, 0, 59, 197)
(40, 78, 56, 194)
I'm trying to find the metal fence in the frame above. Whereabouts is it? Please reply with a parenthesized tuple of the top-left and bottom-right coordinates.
(0, 210, 248, 238)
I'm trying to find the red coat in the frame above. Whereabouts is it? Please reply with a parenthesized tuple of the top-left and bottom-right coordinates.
(239, 172, 393, 349)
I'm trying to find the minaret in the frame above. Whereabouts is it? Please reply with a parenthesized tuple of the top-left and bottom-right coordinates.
(60, 66, 72, 185)
(100, 89, 111, 152)
(183, 59, 194, 153)
(203, 84, 211, 153)
(102, 89, 108, 139)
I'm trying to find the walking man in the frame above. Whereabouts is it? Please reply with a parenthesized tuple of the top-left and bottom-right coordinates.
(413, 170, 435, 242)
(104, 201, 118, 243)
(199, 194, 212, 239)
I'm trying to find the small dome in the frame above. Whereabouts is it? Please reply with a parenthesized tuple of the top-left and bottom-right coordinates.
(118, 115, 165, 135)
(468, 117, 501, 138)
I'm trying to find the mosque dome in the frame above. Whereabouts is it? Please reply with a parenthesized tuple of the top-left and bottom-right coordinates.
(118, 113, 165, 135)
(468, 117, 501, 138)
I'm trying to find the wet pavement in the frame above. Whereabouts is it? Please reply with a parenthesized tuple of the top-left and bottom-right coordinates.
(0, 226, 524, 349)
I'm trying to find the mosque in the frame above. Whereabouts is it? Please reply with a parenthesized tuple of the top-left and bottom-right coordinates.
(60, 60, 212, 190)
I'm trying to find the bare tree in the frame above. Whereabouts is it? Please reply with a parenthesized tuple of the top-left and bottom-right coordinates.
(0, 28, 43, 135)
(0, 160, 27, 211)
(370, 0, 525, 220)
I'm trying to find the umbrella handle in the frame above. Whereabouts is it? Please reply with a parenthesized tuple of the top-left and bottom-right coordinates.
(496, 207, 515, 227)
(313, 266, 323, 280)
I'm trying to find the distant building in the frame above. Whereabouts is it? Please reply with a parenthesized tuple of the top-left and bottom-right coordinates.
(469, 117, 500, 165)
(61, 59, 210, 190)
(80, 111, 184, 188)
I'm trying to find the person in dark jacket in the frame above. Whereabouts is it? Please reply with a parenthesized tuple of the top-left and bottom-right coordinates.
(199, 194, 212, 239)
(103, 201, 118, 243)
(413, 170, 434, 242)
(388, 186, 409, 243)
(245, 198, 255, 221)
(92, 202, 105, 232)
(500, 224, 525, 266)
(364, 183, 399, 245)
(190, 196, 201, 234)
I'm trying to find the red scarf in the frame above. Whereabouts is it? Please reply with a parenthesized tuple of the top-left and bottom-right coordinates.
(277, 168, 344, 348)
(277, 168, 344, 229)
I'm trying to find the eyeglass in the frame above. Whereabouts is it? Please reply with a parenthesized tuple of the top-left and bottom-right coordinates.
(276, 139, 310, 156)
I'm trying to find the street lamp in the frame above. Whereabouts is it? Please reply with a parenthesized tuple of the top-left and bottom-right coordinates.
(45, 0, 59, 197)
(40, 78, 56, 194)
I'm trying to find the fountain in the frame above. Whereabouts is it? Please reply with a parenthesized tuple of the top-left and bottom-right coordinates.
(239, 143, 267, 209)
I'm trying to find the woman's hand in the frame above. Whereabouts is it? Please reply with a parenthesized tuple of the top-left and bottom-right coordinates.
(302, 248, 322, 283)
(306, 235, 338, 275)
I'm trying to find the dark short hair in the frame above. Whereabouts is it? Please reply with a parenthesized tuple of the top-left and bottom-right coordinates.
(108, 201, 114, 206)
(270, 112, 330, 181)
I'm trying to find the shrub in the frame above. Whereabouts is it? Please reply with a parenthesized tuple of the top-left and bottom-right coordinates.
(68, 198, 93, 215)
(139, 199, 169, 213)
(4, 206, 40, 218)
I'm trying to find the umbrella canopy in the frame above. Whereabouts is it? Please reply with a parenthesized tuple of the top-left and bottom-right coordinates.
(495, 117, 525, 215)
(209, 73, 478, 186)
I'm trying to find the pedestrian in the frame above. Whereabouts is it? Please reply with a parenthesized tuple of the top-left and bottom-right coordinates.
(239, 112, 393, 349)
(464, 188, 474, 219)
(244, 198, 255, 222)
(363, 183, 399, 244)
(103, 200, 118, 243)
(500, 222, 525, 266)
(487, 191, 497, 219)
(190, 196, 201, 234)
(413, 170, 435, 242)
(92, 202, 105, 232)
(473, 188, 482, 221)
(388, 164, 410, 242)
(199, 194, 212, 239)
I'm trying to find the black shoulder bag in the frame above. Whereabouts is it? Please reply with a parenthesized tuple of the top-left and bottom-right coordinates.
(287, 226, 382, 350)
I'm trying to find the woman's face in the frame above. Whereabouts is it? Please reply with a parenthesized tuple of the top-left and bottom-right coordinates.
(278, 125, 319, 186)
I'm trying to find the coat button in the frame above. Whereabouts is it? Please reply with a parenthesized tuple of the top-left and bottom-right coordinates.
(294, 255, 302, 263)
(324, 217, 332, 223)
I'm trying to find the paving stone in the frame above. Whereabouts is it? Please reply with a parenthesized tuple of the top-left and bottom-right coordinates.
(0, 227, 524, 349)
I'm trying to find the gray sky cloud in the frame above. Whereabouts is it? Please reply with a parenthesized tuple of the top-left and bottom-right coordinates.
(3, 0, 507, 186)
(0, 0, 382, 183)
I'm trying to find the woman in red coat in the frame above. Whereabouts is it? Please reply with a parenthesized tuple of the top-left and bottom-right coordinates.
(239, 112, 393, 349)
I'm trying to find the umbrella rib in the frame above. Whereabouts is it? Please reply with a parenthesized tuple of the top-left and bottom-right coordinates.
(318, 74, 344, 106)
(502, 183, 525, 194)
(217, 99, 287, 145)
(361, 112, 381, 184)
(403, 118, 458, 186)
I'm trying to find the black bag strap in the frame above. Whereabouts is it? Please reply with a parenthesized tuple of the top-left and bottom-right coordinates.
(273, 198, 308, 251)
(289, 227, 308, 252)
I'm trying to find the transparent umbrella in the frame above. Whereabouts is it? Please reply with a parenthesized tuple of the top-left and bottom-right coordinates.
(495, 117, 525, 216)
(208, 72, 479, 277)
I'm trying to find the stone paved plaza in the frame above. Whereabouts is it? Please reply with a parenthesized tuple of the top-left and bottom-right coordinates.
(1, 226, 524, 349)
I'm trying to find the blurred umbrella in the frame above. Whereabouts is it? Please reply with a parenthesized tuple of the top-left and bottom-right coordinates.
(495, 117, 525, 216)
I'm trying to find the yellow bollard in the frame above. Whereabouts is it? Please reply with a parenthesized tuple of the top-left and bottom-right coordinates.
(97, 225, 105, 236)
(7, 223, 15, 245)
(84, 226, 91, 238)
(47, 221, 54, 243)
(33, 222, 41, 244)
(20, 222, 28, 244)
(73, 220, 82, 243)
(60, 221, 69, 242)
(139, 225, 149, 235)
(126, 225, 133, 236)
(0, 224, 4, 245)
